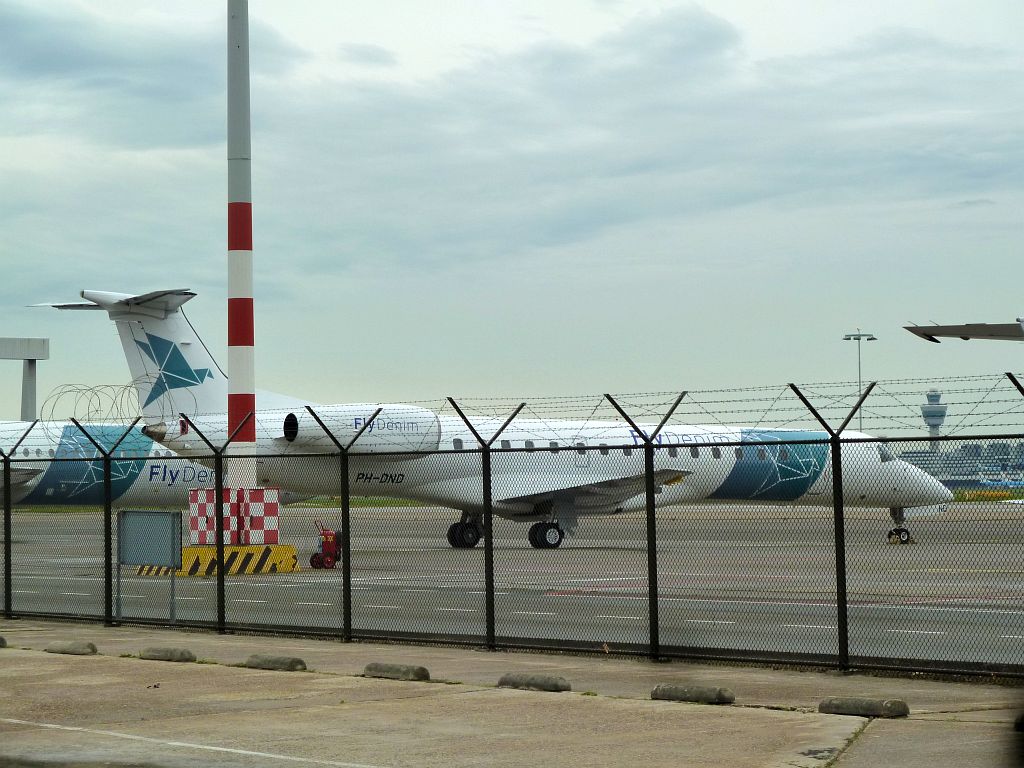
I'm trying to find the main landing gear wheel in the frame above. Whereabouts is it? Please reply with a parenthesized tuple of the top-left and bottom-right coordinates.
(447, 521, 482, 549)
(528, 522, 564, 549)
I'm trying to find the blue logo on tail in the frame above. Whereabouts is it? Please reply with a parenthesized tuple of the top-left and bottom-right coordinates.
(136, 333, 213, 407)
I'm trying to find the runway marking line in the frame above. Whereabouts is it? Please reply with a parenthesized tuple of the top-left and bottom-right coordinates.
(684, 619, 735, 625)
(0, 718, 388, 768)
(595, 615, 640, 620)
(885, 629, 944, 635)
(781, 624, 835, 630)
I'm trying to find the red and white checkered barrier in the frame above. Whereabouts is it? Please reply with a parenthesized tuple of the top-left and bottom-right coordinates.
(188, 487, 280, 545)
(238, 488, 280, 545)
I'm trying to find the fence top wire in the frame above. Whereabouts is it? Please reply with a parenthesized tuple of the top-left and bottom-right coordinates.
(13, 373, 1024, 454)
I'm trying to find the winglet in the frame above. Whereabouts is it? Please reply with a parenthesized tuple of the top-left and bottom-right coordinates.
(904, 325, 942, 343)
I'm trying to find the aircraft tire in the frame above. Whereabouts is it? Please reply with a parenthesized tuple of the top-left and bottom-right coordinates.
(530, 522, 563, 549)
(448, 522, 481, 549)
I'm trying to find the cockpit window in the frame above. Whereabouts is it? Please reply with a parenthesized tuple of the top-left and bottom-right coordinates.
(878, 444, 896, 463)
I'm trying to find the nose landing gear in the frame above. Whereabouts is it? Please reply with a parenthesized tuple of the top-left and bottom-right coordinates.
(887, 507, 914, 545)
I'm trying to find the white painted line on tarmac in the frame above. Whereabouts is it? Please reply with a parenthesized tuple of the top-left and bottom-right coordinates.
(781, 624, 835, 630)
(0, 718, 389, 768)
(684, 619, 735, 625)
(296, 602, 334, 607)
(595, 615, 640, 620)
(60, 592, 90, 597)
(885, 629, 944, 635)
(177, 596, 203, 601)
(512, 611, 558, 616)
(233, 599, 268, 604)
(1001, 635, 1024, 639)
(12, 590, 38, 594)
(363, 605, 401, 610)
(439, 608, 477, 613)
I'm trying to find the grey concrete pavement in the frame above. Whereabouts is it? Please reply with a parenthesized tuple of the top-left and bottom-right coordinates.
(0, 618, 1022, 767)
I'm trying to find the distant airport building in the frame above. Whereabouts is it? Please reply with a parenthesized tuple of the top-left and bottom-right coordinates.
(0, 337, 49, 420)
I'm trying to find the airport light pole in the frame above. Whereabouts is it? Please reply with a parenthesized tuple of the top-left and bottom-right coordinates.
(842, 329, 877, 431)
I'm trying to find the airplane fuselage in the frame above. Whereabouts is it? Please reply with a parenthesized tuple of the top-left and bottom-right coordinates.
(2, 422, 219, 507)
(161, 411, 950, 520)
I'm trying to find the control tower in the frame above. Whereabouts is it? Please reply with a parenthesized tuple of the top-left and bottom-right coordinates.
(921, 389, 948, 452)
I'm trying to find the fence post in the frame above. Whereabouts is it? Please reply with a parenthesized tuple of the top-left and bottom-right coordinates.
(70, 418, 140, 626)
(305, 406, 381, 641)
(3, 421, 38, 619)
(447, 399, 525, 651)
(181, 412, 254, 634)
(605, 392, 686, 661)
(2, 452, 9, 619)
(1005, 372, 1024, 399)
(789, 383, 874, 671)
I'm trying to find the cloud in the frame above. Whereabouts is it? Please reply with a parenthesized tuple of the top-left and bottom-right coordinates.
(0, 1, 306, 148)
(1, 3, 1022, 407)
(950, 198, 996, 208)
(338, 43, 398, 68)
(245, 6, 1021, 288)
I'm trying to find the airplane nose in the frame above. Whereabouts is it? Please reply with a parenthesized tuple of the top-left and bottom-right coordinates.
(901, 462, 953, 506)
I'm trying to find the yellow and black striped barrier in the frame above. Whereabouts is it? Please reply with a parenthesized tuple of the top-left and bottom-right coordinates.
(134, 545, 298, 577)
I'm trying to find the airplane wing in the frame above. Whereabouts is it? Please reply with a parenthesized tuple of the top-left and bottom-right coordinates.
(905, 321, 1024, 343)
(498, 469, 689, 510)
(0, 466, 44, 488)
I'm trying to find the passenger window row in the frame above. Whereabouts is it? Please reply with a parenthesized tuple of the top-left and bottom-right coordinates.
(449, 439, 788, 460)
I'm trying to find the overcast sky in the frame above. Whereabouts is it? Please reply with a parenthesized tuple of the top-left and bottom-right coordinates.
(1, 1, 1022, 420)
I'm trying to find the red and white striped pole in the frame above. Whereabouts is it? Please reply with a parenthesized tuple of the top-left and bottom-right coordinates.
(227, 0, 256, 443)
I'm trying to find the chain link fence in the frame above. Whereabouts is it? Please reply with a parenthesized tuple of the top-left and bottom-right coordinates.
(4, 375, 1024, 676)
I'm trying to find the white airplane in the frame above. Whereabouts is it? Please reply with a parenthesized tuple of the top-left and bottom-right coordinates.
(51, 289, 952, 548)
(0, 418, 221, 507)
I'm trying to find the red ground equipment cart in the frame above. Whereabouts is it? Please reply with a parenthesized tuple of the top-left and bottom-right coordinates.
(309, 521, 342, 569)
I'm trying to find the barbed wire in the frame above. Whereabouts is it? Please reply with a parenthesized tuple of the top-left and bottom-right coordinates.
(23, 372, 1024, 442)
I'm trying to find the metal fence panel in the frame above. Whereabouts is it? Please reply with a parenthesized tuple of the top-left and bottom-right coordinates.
(10, 457, 106, 619)
(657, 439, 840, 662)
(846, 436, 1024, 670)
(345, 450, 485, 641)
(113, 455, 218, 626)
(493, 445, 648, 651)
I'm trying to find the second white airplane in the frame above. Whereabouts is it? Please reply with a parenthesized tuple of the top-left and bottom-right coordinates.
(52, 289, 952, 548)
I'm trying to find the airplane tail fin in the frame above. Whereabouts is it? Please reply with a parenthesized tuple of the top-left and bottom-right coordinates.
(49, 290, 229, 424)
